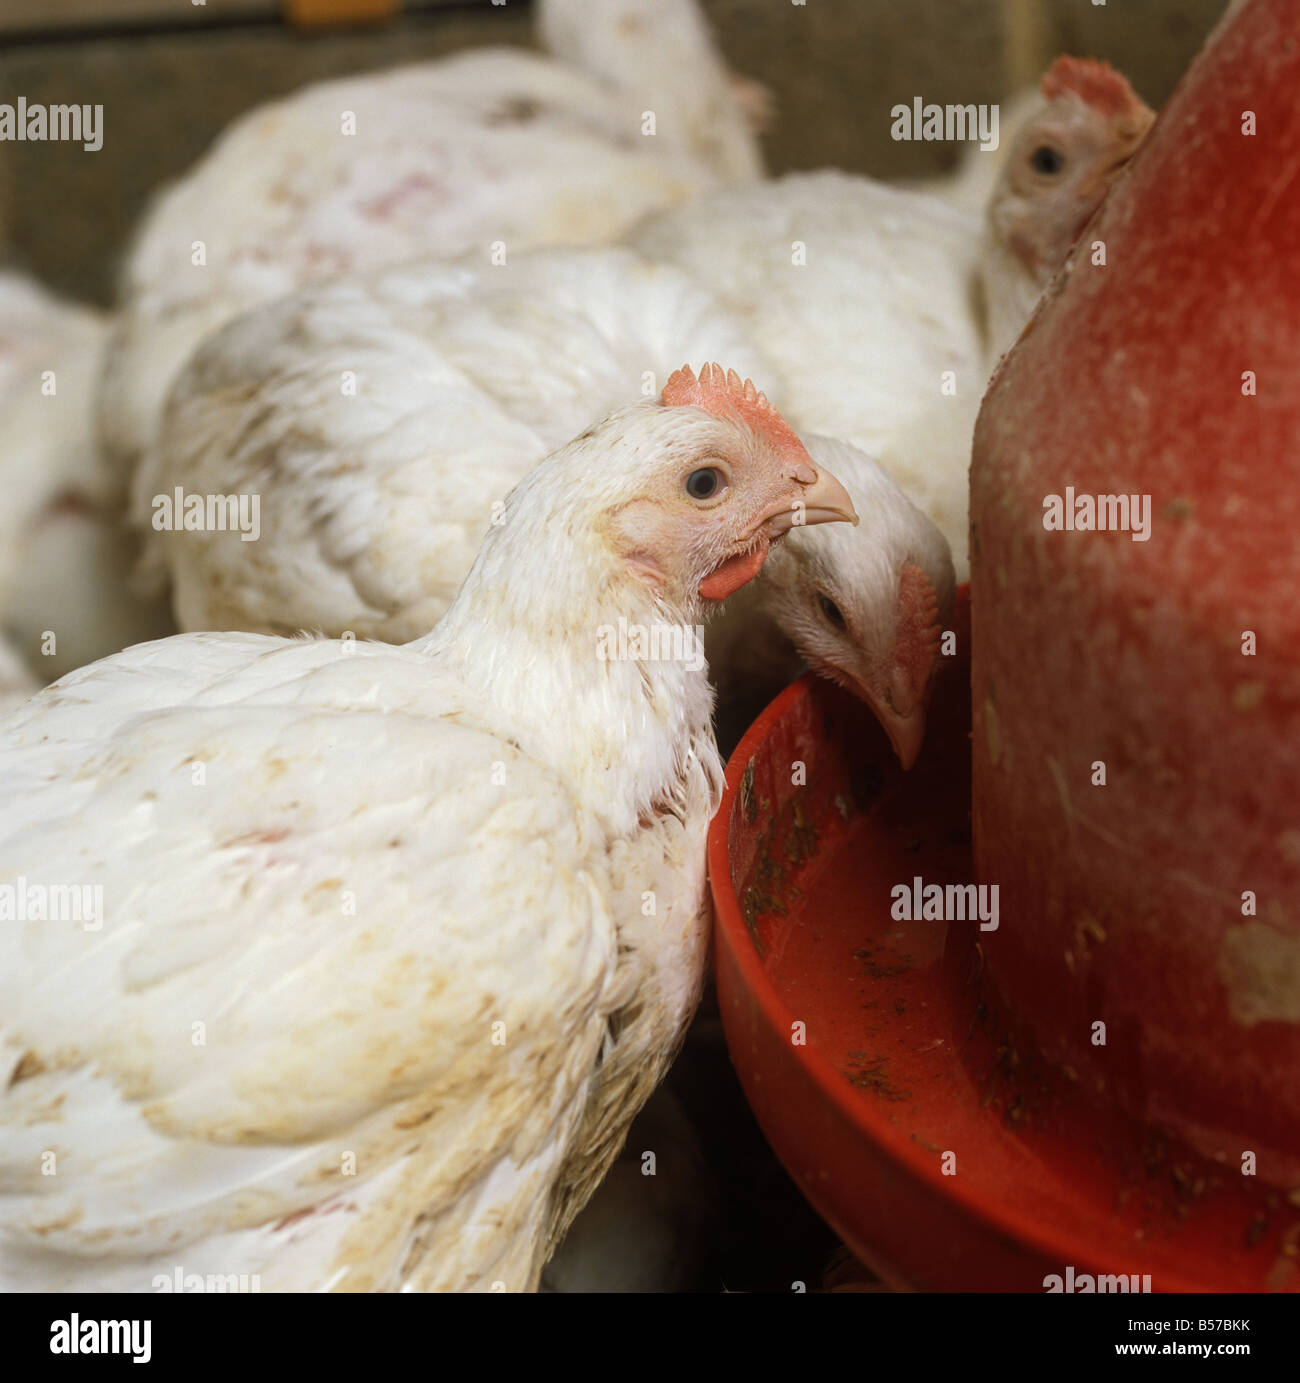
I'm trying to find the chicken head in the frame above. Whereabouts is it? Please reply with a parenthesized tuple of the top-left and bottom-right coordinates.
(982, 56, 1154, 360)
(989, 57, 1154, 284)
(606, 363, 858, 611)
(752, 434, 956, 770)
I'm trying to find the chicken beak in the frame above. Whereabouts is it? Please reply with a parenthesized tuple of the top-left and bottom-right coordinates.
(705, 458, 857, 602)
(860, 692, 928, 771)
(761, 464, 859, 537)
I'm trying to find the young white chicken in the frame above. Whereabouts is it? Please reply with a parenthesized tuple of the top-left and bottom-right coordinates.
(136, 252, 953, 768)
(0, 372, 855, 1293)
(132, 250, 770, 641)
(629, 58, 1154, 577)
(100, 0, 761, 481)
(0, 273, 172, 681)
(978, 58, 1156, 361)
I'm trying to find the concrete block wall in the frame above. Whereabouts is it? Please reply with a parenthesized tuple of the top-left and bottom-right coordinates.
(0, 0, 1229, 305)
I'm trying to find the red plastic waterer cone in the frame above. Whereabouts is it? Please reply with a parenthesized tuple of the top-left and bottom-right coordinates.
(971, 0, 1300, 1188)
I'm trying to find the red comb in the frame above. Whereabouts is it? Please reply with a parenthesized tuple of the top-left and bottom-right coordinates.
(662, 363, 808, 459)
(1041, 56, 1143, 119)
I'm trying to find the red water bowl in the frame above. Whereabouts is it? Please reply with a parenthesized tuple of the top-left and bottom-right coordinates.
(707, 587, 1300, 1291)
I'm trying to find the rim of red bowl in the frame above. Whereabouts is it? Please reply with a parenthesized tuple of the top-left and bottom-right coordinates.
(706, 666, 1217, 1293)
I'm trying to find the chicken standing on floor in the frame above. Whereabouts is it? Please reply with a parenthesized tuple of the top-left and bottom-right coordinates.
(0, 370, 856, 1292)
(629, 57, 1155, 576)
(135, 253, 953, 766)
(100, 0, 762, 480)
(0, 273, 171, 681)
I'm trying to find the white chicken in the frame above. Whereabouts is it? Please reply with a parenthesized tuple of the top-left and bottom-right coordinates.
(135, 252, 953, 767)
(629, 57, 1155, 576)
(134, 251, 769, 641)
(978, 57, 1156, 361)
(0, 372, 856, 1292)
(0, 272, 172, 680)
(99, 0, 761, 481)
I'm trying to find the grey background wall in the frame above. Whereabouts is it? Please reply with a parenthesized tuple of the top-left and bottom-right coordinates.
(0, 0, 1228, 306)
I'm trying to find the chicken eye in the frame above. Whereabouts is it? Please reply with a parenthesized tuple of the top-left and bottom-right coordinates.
(819, 594, 846, 629)
(685, 467, 722, 500)
(1031, 145, 1064, 176)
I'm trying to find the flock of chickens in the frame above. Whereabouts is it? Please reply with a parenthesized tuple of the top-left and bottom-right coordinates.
(0, 0, 1155, 1291)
